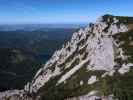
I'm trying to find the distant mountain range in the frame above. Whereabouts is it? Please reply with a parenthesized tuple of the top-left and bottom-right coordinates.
(0, 24, 86, 31)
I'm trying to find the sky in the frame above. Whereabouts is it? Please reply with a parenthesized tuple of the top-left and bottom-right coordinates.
(0, 0, 133, 24)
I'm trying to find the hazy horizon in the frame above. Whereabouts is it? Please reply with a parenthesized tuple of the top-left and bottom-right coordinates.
(0, 0, 133, 24)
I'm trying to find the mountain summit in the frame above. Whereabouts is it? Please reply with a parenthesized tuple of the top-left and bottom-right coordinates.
(1, 15, 133, 100)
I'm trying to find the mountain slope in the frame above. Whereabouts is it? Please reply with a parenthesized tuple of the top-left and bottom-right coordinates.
(1, 14, 133, 100)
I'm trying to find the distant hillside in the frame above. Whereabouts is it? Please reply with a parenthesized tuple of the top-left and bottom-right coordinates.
(0, 48, 42, 91)
(0, 28, 76, 92)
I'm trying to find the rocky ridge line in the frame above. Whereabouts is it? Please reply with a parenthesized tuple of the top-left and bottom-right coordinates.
(0, 14, 132, 100)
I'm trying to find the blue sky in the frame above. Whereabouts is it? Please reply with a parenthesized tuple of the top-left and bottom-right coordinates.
(0, 0, 133, 24)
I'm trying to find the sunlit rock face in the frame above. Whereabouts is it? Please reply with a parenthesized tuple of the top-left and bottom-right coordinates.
(1, 14, 133, 100)
(28, 15, 129, 94)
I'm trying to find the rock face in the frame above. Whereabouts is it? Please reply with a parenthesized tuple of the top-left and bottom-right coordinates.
(0, 90, 32, 100)
(1, 14, 133, 100)
(28, 14, 129, 93)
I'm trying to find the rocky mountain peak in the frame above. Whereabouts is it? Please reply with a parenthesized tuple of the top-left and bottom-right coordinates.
(1, 14, 133, 100)
(27, 14, 129, 94)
